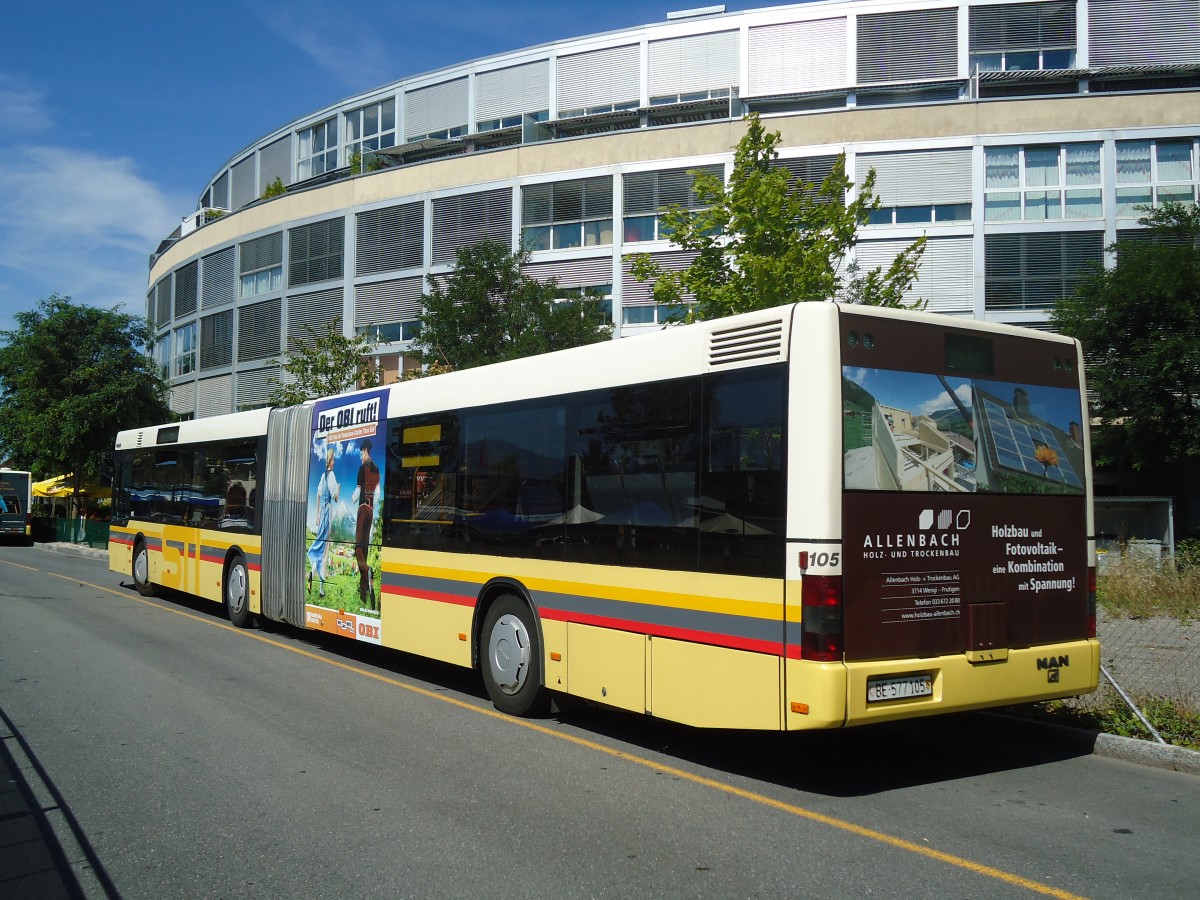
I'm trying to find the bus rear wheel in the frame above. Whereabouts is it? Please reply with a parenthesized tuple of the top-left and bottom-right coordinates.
(224, 553, 251, 628)
(133, 540, 155, 597)
(481, 595, 549, 717)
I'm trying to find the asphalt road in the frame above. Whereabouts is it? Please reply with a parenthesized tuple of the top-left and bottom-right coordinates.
(2, 544, 1198, 899)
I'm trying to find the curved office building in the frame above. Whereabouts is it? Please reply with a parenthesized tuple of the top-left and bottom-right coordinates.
(147, 0, 1200, 418)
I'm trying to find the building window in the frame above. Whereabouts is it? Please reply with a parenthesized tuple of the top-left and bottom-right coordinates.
(288, 218, 345, 287)
(867, 204, 972, 225)
(356, 320, 422, 344)
(154, 333, 170, 380)
(984, 231, 1104, 311)
(622, 302, 692, 326)
(239, 233, 284, 298)
(985, 144, 1102, 222)
(345, 98, 396, 160)
(298, 118, 338, 180)
(623, 166, 722, 243)
(173, 322, 197, 377)
(522, 177, 613, 251)
(1115, 139, 1198, 215)
(969, 1, 1076, 73)
(478, 110, 548, 132)
(555, 284, 613, 326)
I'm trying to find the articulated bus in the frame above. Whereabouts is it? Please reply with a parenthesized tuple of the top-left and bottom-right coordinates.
(108, 302, 1098, 730)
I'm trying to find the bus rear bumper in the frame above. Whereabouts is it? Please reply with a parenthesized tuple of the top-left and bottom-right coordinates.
(840, 639, 1100, 727)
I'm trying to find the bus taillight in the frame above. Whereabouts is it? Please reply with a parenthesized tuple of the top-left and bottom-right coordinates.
(1087, 566, 1097, 638)
(801, 575, 843, 662)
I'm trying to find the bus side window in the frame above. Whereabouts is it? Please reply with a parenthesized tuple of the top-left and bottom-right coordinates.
(385, 415, 459, 551)
(570, 379, 700, 570)
(699, 365, 787, 578)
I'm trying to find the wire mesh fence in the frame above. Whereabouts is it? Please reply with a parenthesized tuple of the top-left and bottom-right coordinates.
(1056, 553, 1200, 747)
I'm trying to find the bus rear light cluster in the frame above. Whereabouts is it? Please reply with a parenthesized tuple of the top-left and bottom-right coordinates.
(801, 574, 843, 662)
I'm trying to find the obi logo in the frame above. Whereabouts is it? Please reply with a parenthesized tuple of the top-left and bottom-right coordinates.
(1037, 655, 1069, 683)
(919, 509, 971, 531)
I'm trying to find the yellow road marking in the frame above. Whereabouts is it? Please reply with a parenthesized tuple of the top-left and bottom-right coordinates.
(48, 568, 1084, 900)
(0, 558, 39, 572)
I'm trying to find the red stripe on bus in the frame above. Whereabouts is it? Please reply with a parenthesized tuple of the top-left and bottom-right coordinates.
(381, 584, 476, 607)
(541, 607, 784, 657)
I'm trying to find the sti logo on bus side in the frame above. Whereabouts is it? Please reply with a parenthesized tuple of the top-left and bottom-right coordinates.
(1038, 655, 1070, 682)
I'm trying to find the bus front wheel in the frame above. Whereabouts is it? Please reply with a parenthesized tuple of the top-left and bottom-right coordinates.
(481, 595, 549, 717)
(224, 553, 251, 628)
(133, 541, 155, 597)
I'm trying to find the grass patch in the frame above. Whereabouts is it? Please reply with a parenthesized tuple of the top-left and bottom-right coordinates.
(1097, 553, 1200, 622)
(1006, 695, 1200, 752)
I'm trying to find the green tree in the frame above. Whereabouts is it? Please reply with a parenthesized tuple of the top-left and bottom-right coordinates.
(0, 294, 169, 500)
(1051, 202, 1200, 469)
(412, 239, 613, 372)
(631, 113, 926, 320)
(269, 318, 382, 406)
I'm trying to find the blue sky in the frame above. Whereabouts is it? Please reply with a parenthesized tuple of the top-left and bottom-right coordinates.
(0, 1, 745, 335)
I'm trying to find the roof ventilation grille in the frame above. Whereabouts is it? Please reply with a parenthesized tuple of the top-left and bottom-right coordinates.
(709, 318, 785, 366)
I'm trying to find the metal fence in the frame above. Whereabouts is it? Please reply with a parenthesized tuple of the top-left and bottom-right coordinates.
(1057, 554, 1200, 746)
(51, 518, 110, 549)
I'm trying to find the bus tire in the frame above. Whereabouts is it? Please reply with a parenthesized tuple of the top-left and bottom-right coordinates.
(481, 594, 549, 717)
(224, 553, 251, 628)
(132, 540, 155, 597)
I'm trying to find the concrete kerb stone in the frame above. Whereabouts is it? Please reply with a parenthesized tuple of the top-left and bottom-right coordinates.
(1093, 732, 1200, 776)
(35, 541, 107, 561)
(26, 540, 1200, 774)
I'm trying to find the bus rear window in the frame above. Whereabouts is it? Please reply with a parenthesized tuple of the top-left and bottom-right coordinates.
(843, 367, 1085, 495)
(945, 333, 993, 376)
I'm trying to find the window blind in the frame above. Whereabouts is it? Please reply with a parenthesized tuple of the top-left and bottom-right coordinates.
(355, 276, 424, 325)
(623, 165, 723, 216)
(404, 77, 469, 139)
(357, 202, 424, 275)
(200, 310, 234, 370)
(201, 247, 236, 308)
(970, 1, 1076, 52)
(237, 298, 282, 362)
(1088, 0, 1200, 66)
(476, 60, 550, 121)
(648, 30, 739, 100)
(858, 148, 972, 205)
(174, 261, 198, 318)
(857, 8, 958, 83)
(747, 18, 848, 96)
(431, 188, 512, 264)
(557, 44, 640, 112)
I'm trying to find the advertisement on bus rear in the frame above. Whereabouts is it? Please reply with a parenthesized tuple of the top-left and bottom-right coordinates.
(304, 389, 388, 643)
(838, 313, 1089, 661)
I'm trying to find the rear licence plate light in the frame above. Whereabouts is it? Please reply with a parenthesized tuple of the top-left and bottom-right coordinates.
(867, 674, 933, 702)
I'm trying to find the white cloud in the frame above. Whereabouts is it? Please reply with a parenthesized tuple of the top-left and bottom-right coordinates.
(0, 72, 53, 134)
(251, 2, 395, 88)
(0, 145, 188, 321)
(916, 383, 972, 417)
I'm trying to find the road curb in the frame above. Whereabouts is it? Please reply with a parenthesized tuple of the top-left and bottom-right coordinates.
(35, 541, 107, 561)
(1092, 731, 1200, 775)
(985, 712, 1200, 775)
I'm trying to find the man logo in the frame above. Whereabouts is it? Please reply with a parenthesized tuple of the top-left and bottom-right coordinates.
(1038, 655, 1069, 683)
